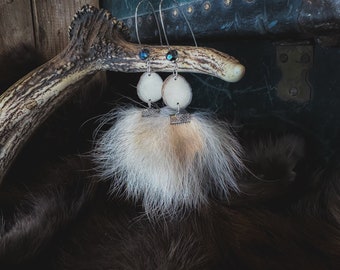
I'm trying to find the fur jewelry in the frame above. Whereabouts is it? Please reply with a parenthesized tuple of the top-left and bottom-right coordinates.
(93, 0, 244, 218)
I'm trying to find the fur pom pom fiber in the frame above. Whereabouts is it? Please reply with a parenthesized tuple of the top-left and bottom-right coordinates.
(93, 106, 244, 217)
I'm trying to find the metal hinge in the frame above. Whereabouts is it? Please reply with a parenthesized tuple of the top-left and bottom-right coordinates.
(276, 43, 313, 103)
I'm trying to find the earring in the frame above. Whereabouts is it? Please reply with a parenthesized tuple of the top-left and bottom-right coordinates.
(136, 55, 163, 116)
(135, 0, 163, 116)
(162, 63, 192, 124)
(93, 1, 244, 219)
(159, 0, 196, 124)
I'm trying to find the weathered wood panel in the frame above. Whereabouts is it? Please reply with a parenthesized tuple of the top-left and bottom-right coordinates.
(0, 0, 35, 53)
(31, 0, 99, 60)
(0, 0, 99, 58)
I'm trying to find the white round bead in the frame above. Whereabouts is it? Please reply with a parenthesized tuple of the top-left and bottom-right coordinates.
(137, 72, 163, 103)
(162, 74, 192, 110)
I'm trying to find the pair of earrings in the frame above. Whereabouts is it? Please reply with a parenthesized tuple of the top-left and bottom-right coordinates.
(135, 0, 194, 124)
(136, 48, 192, 123)
(93, 0, 244, 219)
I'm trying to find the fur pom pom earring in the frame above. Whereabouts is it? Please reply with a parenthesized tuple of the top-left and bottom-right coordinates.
(92, 0, 244, 218)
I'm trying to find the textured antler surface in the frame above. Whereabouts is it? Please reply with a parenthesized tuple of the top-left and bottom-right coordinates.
(0, 5, 245, 185)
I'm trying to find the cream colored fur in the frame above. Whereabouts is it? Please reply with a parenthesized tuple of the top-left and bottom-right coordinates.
(93, 106, 244, 218)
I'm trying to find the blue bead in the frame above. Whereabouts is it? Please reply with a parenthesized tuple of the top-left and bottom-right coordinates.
(139, 49, 150, 60)
(166, 50, 178, 62)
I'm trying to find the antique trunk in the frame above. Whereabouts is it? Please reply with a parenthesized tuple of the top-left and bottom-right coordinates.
(101, 0, 340, 158)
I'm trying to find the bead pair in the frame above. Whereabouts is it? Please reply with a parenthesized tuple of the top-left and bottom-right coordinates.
(135, 0, 196, 124)
(136, 49, 192, 124)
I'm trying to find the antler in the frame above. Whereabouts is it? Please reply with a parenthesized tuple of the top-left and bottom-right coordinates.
(0, 5, 245, 185)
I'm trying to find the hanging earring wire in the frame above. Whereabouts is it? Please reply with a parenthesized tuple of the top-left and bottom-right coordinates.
(135, 0, 163, 62)
(159, 0, 198, 52)
(159, 0, 195, 124)
(135, 0, 164, 116)
(159, 0, 198, 79)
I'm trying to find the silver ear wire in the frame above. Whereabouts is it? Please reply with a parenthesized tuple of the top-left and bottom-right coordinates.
(135, 0, 164, 116)
(173, 62, 178, 79)
(135, 0, 163, 49)
(159, 0, 198, 53)
(159, 0, 197, 125)
(135, 0, 163, 62)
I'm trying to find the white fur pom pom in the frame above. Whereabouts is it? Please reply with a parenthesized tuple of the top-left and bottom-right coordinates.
(93, 106, 244, 218)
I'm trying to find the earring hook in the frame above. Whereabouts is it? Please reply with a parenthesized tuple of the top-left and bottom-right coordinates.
(158, 0, 198, 50)
(135, 0, 163, 48)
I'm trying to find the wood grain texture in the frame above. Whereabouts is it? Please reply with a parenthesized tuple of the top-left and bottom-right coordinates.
(31, 0, 98, 60)
(0, 0, 35, 53)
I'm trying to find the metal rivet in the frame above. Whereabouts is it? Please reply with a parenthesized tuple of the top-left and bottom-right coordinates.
(187, 6, 194, 14)
(224, 0, 232, 6)
(126, 18, 133, 28)
(203, 1, 211, 11)
(289, 87, 299, 96)
(279, 53, 288, 63)
(172, 8, 179, 17)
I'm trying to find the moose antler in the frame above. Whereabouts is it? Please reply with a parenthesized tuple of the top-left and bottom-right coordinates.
(0, 5, 245, 185)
